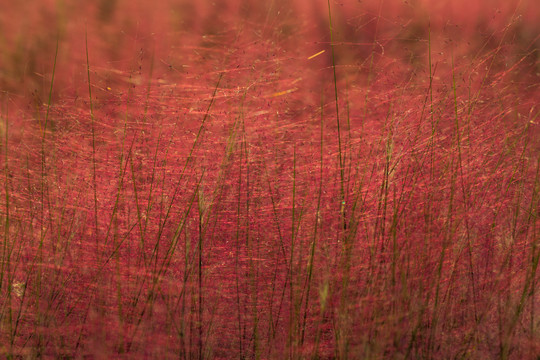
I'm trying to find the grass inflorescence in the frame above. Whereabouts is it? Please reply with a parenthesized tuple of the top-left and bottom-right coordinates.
(0, 0, 539, 358)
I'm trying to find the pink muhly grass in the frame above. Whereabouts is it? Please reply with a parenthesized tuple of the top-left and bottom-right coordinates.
(0, 0, 538, 359)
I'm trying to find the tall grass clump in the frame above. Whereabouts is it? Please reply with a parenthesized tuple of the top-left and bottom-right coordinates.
(0, 0, 538, 358)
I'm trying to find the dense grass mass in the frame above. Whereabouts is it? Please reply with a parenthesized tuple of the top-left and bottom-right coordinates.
(0, 0, 539, 358)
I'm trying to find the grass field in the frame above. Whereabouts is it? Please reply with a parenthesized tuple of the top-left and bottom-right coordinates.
(0, 0, 539, 358)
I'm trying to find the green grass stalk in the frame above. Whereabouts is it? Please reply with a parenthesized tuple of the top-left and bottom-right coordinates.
(85, 30, 99, 249)
(300, 90, 324, 349)
(327, 0, 346, 231)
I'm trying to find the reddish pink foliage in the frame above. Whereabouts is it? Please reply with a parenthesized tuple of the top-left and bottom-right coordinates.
(0, 0, 538, 358)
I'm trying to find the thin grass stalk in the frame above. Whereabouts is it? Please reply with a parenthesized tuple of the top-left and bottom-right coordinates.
(1, 101, 14, 354)
(171, 219, 195, 358)
(425, 22, 438, 262)
(344, 82, 352, 210)
(527, 156, 539, 359)
(426, 70, 459, 360)
(136, 46, 156, 269)
(128, 140, 146, 261)
(238, 110, 260, 359)
(361, 0, 383, 138)
(1, 101, 8, 292)
(109, 68, 141, 340)
(235, 124, 245, 359)
(300, 90, 324, 349)
(232, 89, 250, 359)
(337, 117, 375, 359)
(111, 122, 134, 351)
(424, 22, 440, 270)
(287, 143, 298, 358)
(263, 158, 287, 358)
(85, 30, 99, 250)
(197, 174, 205, 360)
(452, 52, 480, 336)
(326, 0, 346, 231)
(33, 37, 59, 357)
(405, 25, 436, 358)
